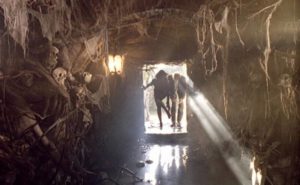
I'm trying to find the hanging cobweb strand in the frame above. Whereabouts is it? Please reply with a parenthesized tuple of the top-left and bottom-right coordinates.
(263, 0, 283, 118)
(195, 6, 207, 70)
(221, 7, 230, 120)
(193, 5, 231, 118)
(248, 0, 283, 118)
(234, 8, 245, 46)
(201, 7, 209, 74)
(194, 5, 220, 75)
(208, 9, 218, 74)
(293, 0, 297, 44)
(0, 0, 28, 55)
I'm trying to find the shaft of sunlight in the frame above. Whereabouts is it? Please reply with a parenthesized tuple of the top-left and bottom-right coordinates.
(187, 79, 251, 185)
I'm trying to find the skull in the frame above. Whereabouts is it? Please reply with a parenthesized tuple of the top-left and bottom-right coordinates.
(52, 67, 67, 86)
(45, 46, 59, 71)
(83, 72, 92, 83)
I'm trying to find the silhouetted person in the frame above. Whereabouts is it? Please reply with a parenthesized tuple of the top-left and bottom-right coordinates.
(167, 74, 177, 127)
(143, 70, 171, 128)
(177, 75, 187, 127)
(168, 73, 187, 128)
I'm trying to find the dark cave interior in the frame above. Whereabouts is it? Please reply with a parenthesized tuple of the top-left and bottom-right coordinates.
(0, 0, 299, 185)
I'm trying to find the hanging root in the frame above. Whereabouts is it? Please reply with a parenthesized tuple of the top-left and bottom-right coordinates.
(234, 8, 245, 46)
(248, 0, 283, 118)
(263, 0, 282, 118)
(194, 5, 222, 75)
(248, 0, 283, 81)
(221, 7, 230, 119)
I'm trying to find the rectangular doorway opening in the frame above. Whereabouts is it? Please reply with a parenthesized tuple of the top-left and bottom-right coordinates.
(143, 63, 188, 134)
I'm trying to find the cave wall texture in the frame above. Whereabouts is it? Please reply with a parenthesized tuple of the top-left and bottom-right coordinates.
(188, 0, 300, 184)
(0, 0, 299, 184)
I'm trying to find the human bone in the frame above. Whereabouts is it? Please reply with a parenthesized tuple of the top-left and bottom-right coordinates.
(52, 67, 67, 86)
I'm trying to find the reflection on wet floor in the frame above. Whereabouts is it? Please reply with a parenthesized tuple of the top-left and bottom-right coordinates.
(138, 145, 188, 185)
(145, 115, 187, 134)
(116, 142, 241, 185)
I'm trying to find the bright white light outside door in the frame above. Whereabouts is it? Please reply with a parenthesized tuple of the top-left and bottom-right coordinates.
(143, 63, 188, 134)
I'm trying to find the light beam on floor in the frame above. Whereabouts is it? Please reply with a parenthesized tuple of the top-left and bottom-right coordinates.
(187, 79, 251, 185)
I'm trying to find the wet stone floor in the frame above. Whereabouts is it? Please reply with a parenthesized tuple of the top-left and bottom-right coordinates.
(108, 134, 241, 185)
(98, 82, 247, 185)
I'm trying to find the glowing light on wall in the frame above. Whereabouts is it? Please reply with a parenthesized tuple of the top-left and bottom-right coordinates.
(108, 54, 124, 74)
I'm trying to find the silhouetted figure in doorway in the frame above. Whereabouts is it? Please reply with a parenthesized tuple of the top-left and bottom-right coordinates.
(167, 74, 177, 127)
(168, 73, 187, 128)
(143, 70, 171, 128)
(177, 75, 187, 127)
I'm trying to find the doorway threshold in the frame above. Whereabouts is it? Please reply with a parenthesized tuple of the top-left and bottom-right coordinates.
(145, 121, 187, 135)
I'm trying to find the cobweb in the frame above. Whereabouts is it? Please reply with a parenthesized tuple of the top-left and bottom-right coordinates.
(28, 0, 72, 42)
(0, 0, 28, 54)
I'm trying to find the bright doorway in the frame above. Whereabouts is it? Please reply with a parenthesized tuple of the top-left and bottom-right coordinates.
(143, 63, 187, 134)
